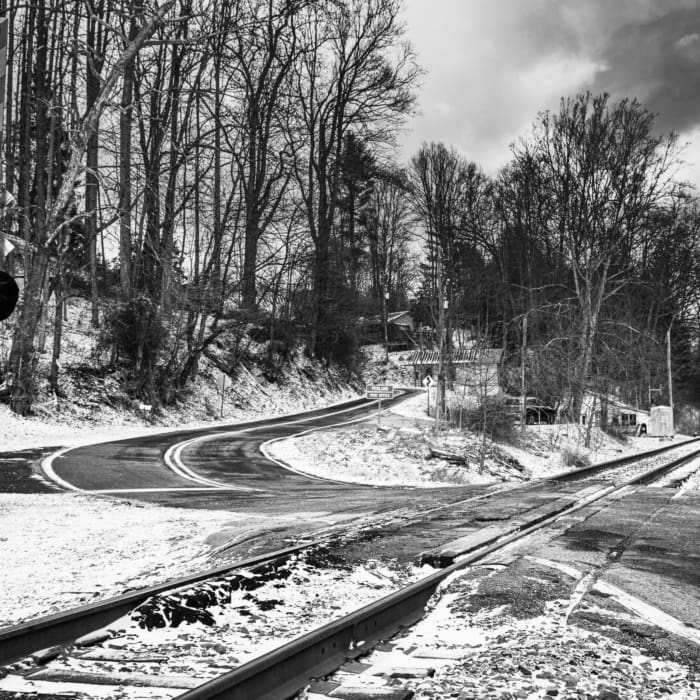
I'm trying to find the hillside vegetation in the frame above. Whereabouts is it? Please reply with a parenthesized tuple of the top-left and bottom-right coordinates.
(0, 298, 361, 448)
(0, 2, 696, 427)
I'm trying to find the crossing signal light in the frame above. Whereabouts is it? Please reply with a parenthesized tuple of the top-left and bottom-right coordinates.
(0, 270, 18, 320)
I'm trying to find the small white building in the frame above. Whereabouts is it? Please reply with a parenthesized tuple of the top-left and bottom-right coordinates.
(649, 405, 674, 437)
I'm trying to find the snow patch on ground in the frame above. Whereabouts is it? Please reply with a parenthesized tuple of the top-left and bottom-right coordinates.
(2, 555, 430, 695)
(266, 425, 493, 487)
(0, 389, 359, 453)
(0, 494, 256, 627)
(0, 408, 220, 452)
(266, 392, 665, 488)
(388, 565, 698, 699)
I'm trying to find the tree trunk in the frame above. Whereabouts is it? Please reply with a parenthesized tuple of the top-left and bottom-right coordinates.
(9, 248, 50, 415)
(118, 17, 137, 299)
(210, 57, 222, 308)
(85, 6, 103, 327)
(86, 125, 100, 326)
(311, 227, 331, 357)
(160, 12, 187, 312)
(49, 278, 64, 395)
(36, 280, 51, 353)
(242, 215, 259, 310)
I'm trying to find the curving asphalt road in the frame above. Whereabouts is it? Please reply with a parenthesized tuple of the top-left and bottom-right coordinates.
(43, 392, 475, 513)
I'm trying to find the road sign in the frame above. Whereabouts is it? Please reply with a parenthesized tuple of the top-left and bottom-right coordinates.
(216, 371, 229, 394)
(366, 384, 394, 399)
(366, 385, 394, 426)
(367, 390, 393, 399)
(216, 371, 230, 418)
(422, 375, 434, 388)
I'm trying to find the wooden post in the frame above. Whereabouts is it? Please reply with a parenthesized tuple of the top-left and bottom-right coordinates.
(381, 285, 389, 363)
(218, 371, 228, 419)
(521, 314, 527, 432)
(436, 267, 446, 433)
(667, 324, 673, 432)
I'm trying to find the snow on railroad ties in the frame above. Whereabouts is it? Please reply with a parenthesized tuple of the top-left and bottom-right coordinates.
(674, 454, 700, 494)
(325, 562, 700, 700)
(0, 672, 171, 699)
(32, 555, 434, 690)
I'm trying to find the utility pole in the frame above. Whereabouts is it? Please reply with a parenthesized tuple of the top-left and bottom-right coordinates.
(381, 276, 390, 363)
(520, 314, 527, 433)
(445, 277, 452, 390)
(666, 324, 673, 430)
(435, 260, 446, 432)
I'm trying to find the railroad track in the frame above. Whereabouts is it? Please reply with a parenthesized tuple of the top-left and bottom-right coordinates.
(1, 437, 699, 699)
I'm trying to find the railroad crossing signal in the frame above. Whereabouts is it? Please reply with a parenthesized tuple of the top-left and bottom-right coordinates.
(0, 271, 18, 320)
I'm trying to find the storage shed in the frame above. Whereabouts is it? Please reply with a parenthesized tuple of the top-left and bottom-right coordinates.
(649, 405, 674, 437)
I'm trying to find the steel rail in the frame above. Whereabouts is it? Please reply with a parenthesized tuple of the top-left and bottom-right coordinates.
(173, 446, 700, 700)
(547, 435, 700, 482)
(630, 448, 700, 485)
(0, 543, 316, 666)
(0, 392, 421, 665)
(1, 433, 696, 672)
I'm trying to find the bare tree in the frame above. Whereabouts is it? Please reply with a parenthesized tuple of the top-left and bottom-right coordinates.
(228, 0, 304, 310)
(517, 93, 684, 421)
(365, 167, 414, 356)
(291, 0, 419, 357)
(8, 0, 176, 415)
(408, 142, 469, 418)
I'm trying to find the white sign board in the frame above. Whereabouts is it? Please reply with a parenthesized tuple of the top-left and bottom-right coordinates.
(216, 372, 229, 394)
(366, 384, 394, 400)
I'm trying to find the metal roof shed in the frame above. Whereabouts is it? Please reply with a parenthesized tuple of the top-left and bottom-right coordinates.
(649, 405, 674, 437)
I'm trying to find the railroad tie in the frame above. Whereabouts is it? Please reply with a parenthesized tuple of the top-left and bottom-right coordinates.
(306, 644, 454, 699)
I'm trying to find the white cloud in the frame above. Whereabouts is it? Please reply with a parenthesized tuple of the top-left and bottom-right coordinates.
(674, 32, 700, 61)
(397, 0, 700, 190)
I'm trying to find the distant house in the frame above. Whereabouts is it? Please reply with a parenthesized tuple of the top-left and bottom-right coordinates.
(580, 394, 651, 435)
(580, 396, 675, 436)
(386, 310, 414, 331)
(405, 346, 504, 393)
(359, 310, 415, 348)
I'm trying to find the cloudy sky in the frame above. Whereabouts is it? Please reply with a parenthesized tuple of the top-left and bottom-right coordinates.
(400, 0, 700, 188)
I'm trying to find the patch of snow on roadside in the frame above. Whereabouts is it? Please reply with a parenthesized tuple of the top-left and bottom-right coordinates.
(266, 391, 688, 489)
(0, 494, 243, 627)
(268, 427, 494, 487)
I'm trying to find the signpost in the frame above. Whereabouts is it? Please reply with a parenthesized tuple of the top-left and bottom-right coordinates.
(216, 371, 229, 418)
(366, 384, 394, 426)
(422, 375, 434, 416)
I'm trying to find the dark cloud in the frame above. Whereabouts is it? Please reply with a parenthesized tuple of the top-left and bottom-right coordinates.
(587, 7, 700, 133)
(401, 0, 700, 182)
